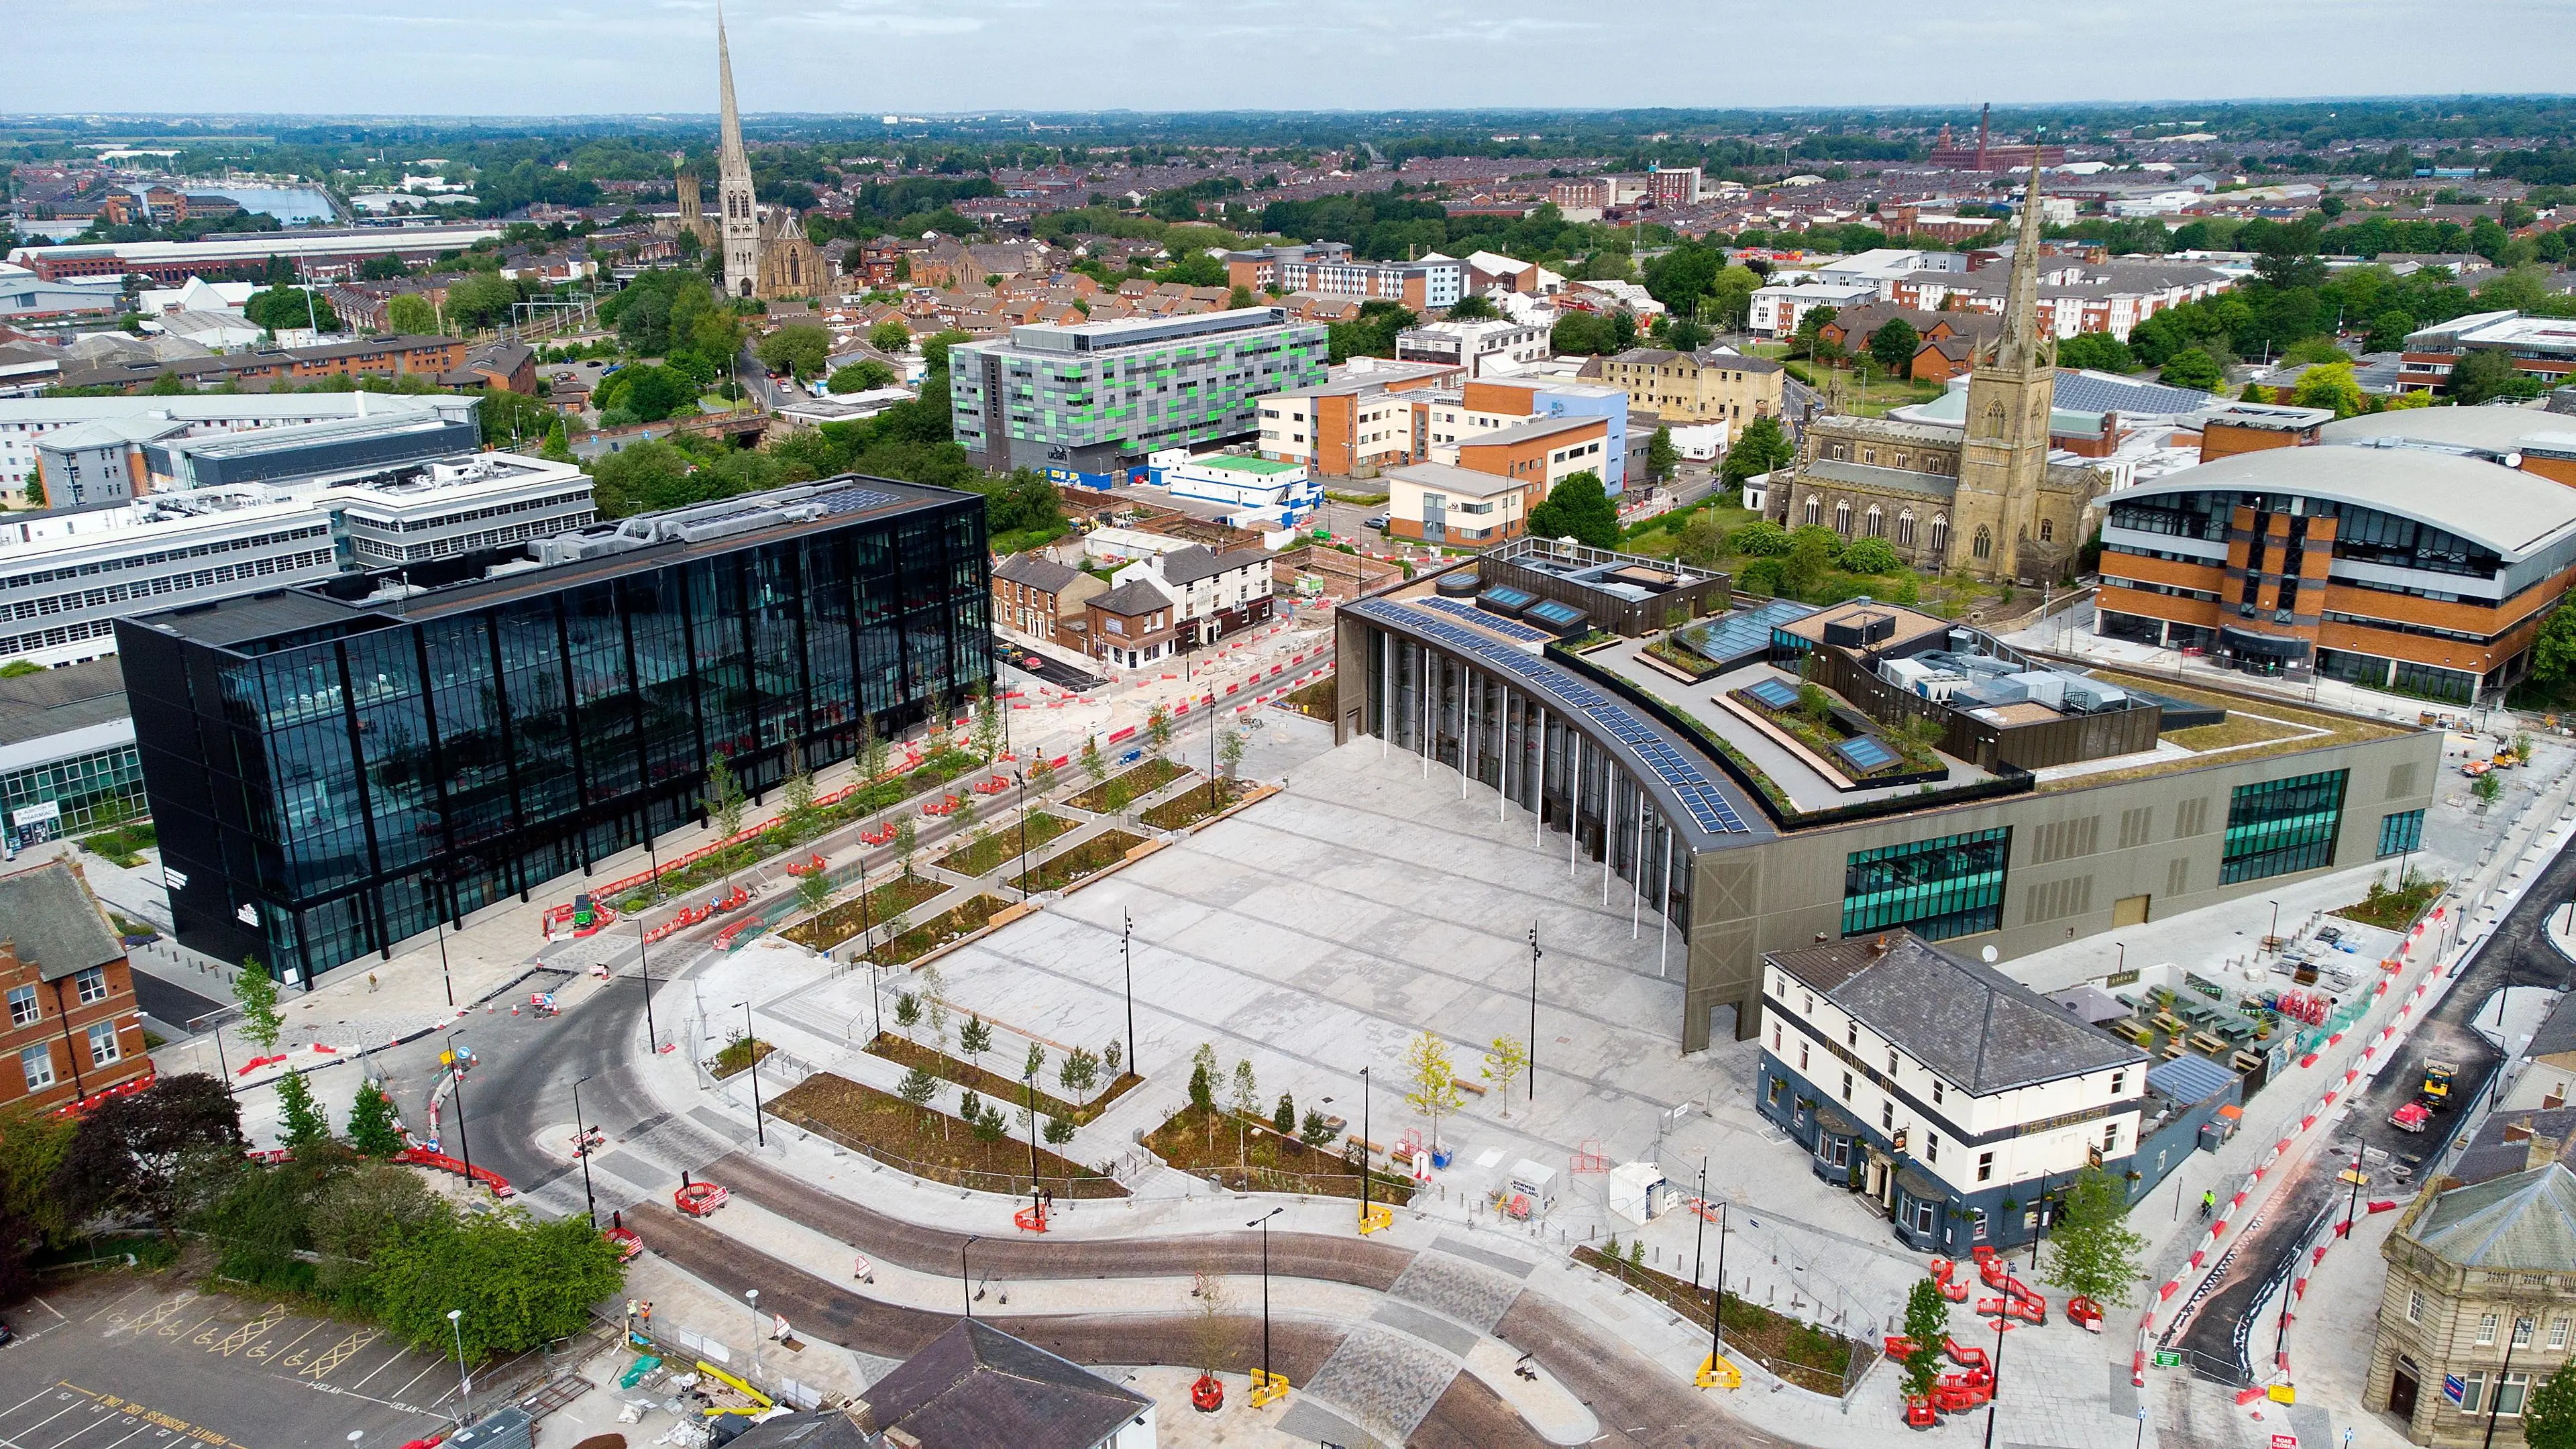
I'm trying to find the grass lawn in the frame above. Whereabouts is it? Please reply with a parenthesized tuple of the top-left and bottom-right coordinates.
(780, 873, 947, 951)
(1146, 1102, 1415, 1203)
(1279, 676, 1336, 719)
(1571, 1242, 1861, 1396)
(2164, 713, 2312, 751)
(869, 1031, 1140, 1125)
(1008, 830, 1148, 894)
(1069, 758, 1189, 812)
(767, 1072, 1124, 1197)
(934, 812, 1077, 876)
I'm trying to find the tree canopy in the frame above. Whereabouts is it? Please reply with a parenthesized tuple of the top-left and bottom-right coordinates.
(1525, 471, 1620, 549)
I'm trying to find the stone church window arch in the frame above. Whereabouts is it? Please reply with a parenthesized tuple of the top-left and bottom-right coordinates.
(1834, 500, 1852, 537)
(1803, 495, 1822, 527)
(1983, 402, 2007, 438)
(1866, 504, 1884, 537)
(1972, 526, 1994, 560)
(1928, 515, 1948, 555)
(2039, 519, 2054, 542)
(1896, 510, 1917, 547)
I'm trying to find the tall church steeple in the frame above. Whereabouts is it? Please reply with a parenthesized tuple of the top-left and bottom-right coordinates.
(715, 3, 761, 300)
(1951, 150, 2058, 583)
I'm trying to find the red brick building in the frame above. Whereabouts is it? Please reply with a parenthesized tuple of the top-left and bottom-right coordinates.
(0, 862, 152, 1114)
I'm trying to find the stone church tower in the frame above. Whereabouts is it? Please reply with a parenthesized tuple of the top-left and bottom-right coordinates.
(1949, 154, 2060, 584)
(714, 5, 761, 300)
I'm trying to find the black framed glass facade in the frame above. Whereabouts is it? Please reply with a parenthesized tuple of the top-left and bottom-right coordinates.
(1841, 827, 2010, 941)
(2219, 769, 2347, 885)
(2378, 808, 2426, 859)
(120, 479, 991, 983)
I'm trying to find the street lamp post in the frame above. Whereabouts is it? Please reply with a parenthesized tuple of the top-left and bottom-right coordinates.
(1693, 1159, 1710, 1288)
(1121, 909, 1136, 1081)
(1014, 771, 1030, 900)
(1981, 1307, 2008, 1449)
(961, 1234, 981, 1320)
(445, 1308, 470, 1416)
(1709, 1196, 1731, 1364)
(571, 1074, 598, 1229)
(445, 1030, 473, 1182)
(745, 1288, 761, 1383)
(2483, 1314, 2532, 1449)
(2029, 1171, 2050, 1272)
(737, 1002, 765, 1146)
(2267, 899, 2282, 951)
(1023, 1071, 1041, 1221)
(1526, 926, 1541, 1104)
(429, 871, 455, 1008)
(1249, 1207, 1281, 1392)
(2344, 1144, 2366, 1238)
(635, 838, 661, 1052)
(1358, 1065, 1373, 1231)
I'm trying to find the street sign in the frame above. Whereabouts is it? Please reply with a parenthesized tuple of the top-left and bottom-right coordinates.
(2271, 1435, 2299, 1449)
(2153, 1349, 2182, 1368)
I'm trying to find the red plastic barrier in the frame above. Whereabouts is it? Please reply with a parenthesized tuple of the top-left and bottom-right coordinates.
(397, 1146, 513, 1196)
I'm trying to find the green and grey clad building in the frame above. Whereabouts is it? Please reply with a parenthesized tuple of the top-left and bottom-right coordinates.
(116, 478, 992, 984)
(950, 308, 1327, 486)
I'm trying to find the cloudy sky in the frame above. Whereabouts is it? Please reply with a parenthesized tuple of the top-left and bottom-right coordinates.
(15, 0, 2576, 115)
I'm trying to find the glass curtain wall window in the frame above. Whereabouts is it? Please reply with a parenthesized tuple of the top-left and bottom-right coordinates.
(1841, 827, 2010, 941)
(2218, 769, 2347, 885)
(2377, 808, 2425, 859)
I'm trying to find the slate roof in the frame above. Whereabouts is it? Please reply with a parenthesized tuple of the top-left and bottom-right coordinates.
(0, 861, 125, 983)
(2412, 1161, 2576, 1271)
(2532, 991, 2576, 1060)
(1092, 577, 1174, 615)
(2453, 1108, 2576, 1187)
(859, 1320, 1152, 1449)
(993, 551, 1082, 594)
(717, 1410, 875, 1448)
(1766, 932, 2145, 1095)
(1159, 544, 1269, 586)
(1794, 458, 1959, 500)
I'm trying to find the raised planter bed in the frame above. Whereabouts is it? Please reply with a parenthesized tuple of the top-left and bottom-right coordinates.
(1069, 758, 1188, 812)
(1140, 781, 1248, 832)
(869, 1031, 1140, 1125)
(934, 812, 1077, 877)
(877, 894, 1012, 967)
(768, 1072, 1123, 1198)
(1008, 830, 1148, 895)
(710, 1037, 775, 1081)
(1571, 1242, 1865, 1396)
(780, 873, 947, 951)
(1145, 1102, 1416, 1203)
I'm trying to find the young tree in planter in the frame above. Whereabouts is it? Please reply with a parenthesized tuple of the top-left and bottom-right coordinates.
(233, 958, 284, 1053)
(795, 867, 834, 920)
(1146, 705, 1174, 764)
(2040, 1165, 2148, 1313)
(920, 963, 951, 1051)
(347, 1080, 405, 1158)
(1481, 1036, 1531, 1118)
(972, 686, 1004, 763)
(704, 751, 749, 890)
(274, 1070, 331, 1154)
(1272, 1091, 1296, 1136)
(894, 817, 920, 878)
(1059, 1045, 1100, 1105)
(896, 1064, 938, 1129)
(1187, 1060, 1214, 1112)
(1900, 1275, 1951, 1401)
(1299, 1108, 1337, 1147)
(781, 745, 816, 825)
(1079, 737, 1107, 796)
(1043, 1115, 1076, 1146)
(958, 1015, 993, 1072)
(894, 991, 922, 1040)
(1029, 753, 1058, 798)
(1218, 727, 1246, 806)
(1402, 1031, 1464, 1155)
(860, 712, 891, 783)
(1022, 1040, 1046, 1085)
(1230, 1059, 1260, 1119)
(1102, 1036, 1124, 1081)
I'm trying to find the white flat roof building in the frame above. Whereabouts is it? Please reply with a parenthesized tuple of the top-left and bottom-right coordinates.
(0, 392, 474, 506)
(0, 491, 338, 670)
(329, 453, 596, 569)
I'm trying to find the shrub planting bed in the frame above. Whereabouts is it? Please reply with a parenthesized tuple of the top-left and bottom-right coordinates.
(1008, 830, 1147, 894)
(1146, 1102, 1415, 1203)
(877, 894, 1010, 966)
(768, 1072, 1122, 1198)
(2335, 871, 2447, 931)
(780, 873, 946, 951)
(619, 748, 985, 910)
(869, 1032, 1140, 1125)
(1140, 781, 1246, 832)
(1571, 1242, 1861, 1395)
(711, 1036, 774, 1080)
(934, 812, 1077, 876)
(1069, 758, 1187, 812)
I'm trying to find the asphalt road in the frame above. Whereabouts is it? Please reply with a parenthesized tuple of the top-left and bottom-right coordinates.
(414, 890, 1791, 1445)
(2171, 825, 2576, 1379)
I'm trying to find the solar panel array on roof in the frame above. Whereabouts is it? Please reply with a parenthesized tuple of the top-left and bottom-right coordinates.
(816, 485, 902, 517)
(1373, 602, 1752, 837)
(1833, 735, 1899, 774)
(1525, 599, 1589, 631)
(1417, 594, 1550, 643)
(1744, 677, 1801, 710)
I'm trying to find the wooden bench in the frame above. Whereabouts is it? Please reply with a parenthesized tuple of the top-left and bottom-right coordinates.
(1452, 1077, 1488, 1097)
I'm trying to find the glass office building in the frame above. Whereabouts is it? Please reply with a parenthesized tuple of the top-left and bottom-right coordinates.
(117, 477, 991, 983)
(1841, 828, 2012, 941)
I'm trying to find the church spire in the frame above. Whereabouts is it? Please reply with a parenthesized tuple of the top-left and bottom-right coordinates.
(714, 1, 761, 299)
(1994, 148, 2053, 371)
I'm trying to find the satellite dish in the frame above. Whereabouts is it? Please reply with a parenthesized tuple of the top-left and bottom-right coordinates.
(1981, 945, 2000, 963)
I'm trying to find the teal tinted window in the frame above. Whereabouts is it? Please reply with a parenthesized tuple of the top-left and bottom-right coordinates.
(2377, 808, 2424, 858)
(1843, 827, 2010, 941)
(2220, 769, 2347, 885)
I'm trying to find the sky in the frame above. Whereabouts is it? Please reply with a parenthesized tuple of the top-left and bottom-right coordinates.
(13, 0, 2576, 117)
